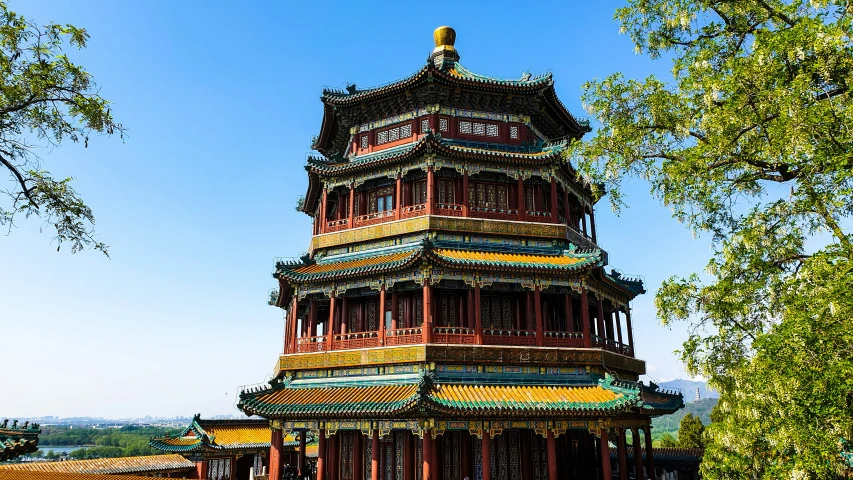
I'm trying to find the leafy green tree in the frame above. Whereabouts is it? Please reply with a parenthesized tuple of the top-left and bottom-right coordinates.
(659, 433, 678, 448)
(570, 1, 853, 477)
(44, 450, 58, 460)
(0, 1, 123, 255)
(677, 413, 705, 449)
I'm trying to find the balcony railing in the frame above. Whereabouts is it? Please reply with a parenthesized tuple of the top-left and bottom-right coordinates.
(432, 326, 476, 345)
(325, 218, 349, 233)
(385, 327, 423, 346)
(290, 329, 634, 356)
(296, 335, 328, 353)
(483, 328, 537, 346)
(401, 204, 426, 219)
(334, 331, 380, 350)
(469, 206, 519, 222)
(436, 203, 464, 217)
(525, 210, 553, 224)
(354, 210, 395, 227)
(566, 224, 596, 249)
(592, 335, 632, 355)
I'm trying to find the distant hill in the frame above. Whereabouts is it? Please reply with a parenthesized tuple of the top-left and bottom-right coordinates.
(652, 398, 718, 434)
(659, 379, 719, 401)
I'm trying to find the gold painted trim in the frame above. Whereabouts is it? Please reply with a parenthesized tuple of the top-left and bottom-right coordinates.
(311, 215, 568, 251)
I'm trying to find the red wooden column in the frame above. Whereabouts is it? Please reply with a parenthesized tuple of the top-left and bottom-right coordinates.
(269, 428, 283, 480)
(403, 432, 414, 480)
(534, 286, 544, 346)
(371, 430, 380, 480)
(196, 460, 209, 480)
(353, 434, 363, 480)
(462, 169, 470, 216)
(644, 427, 656, 478)
(422, 282, 433, 343)
(329, 434, 338, 480)
(426, 166, 435, 215)
(549, 177, 558, 222)
(564, 293, 574, 332)
(596, 296, 606, 341)
(617, 428, 628, 480)
(625, 307, 635, 353)
(308, 300, 318, 338)
(631, 427, 644, 480)
(517, 177, 525, 221)
(391, 290, 399, 330)
(298, 431, 307, 476)
(395, 174, 402, 220)
(546, 430, 558, 480)
(326, 296, 336, 350)
(348, 185, 356, 229)
(320, 189, 328, 234)
(379, 285, 387, 345)
(580, 288, 592, 347)
(599, 429, 612, 480)
(474, 283, 483, 344)
(589, 207, 597, 243)
(615, 310, 624, 350)
(481, 431, 492, 480)
(468, 288, 475, 330)
(423, 431, 433, 480)
(341, 297, 349, 335)
(317, 430, 326, 480)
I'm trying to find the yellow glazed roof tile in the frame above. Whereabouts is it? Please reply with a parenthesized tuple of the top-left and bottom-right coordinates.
(0, 454, 194, 475)
(205, 424, 270, 446)
(292, 251, 414, 275)
(434, 249, 585, 267)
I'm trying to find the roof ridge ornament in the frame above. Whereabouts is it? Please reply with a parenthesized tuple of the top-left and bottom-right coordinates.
(431, 26, 459, 69)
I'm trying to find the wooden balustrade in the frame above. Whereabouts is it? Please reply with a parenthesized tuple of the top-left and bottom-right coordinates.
(432, 326, 476, 345)
(543, 331, 584, 348)
(435, 203, 464, 217)
(525, 210, 553, 223)
(290, 329, 629, 354)
(333, 331, 379, 350)
(296, 335, 328, 353)
(469, 207, 519, 222)
(385, 327, 423, 346)
(482, 329, 537, 346)
(354, 210, 395, 227)
(401, 203, 426, 219)
(325, 219, 349, 233)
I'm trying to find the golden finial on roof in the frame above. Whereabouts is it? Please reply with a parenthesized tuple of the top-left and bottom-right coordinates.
(433, 26, 456, 51)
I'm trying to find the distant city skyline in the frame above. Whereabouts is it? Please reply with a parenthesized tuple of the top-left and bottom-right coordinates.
(1, 0, 710, 418)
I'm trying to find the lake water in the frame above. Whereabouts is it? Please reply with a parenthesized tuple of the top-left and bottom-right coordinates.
(36, 446, 87, 454)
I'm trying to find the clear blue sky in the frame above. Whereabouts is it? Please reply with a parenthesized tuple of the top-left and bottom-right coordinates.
(0, 0, 711, 418)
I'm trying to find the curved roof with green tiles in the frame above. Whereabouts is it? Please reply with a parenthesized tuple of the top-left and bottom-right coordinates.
(274, 239, 605, 284)
(238, 373, 682, 420)
(149, 415, 284, 454)
(311, 27, 590, 158)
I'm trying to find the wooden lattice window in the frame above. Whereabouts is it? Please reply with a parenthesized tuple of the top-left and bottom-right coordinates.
(481, 297, 513, 330)
(364, 436, 372, 480)
(443, 432, 461, 480)
(415, 295, 423, 327)
(412, 181, 427, 205)
(440, 294, 458, 327)
(340, 432, 354, 480)
(376, 123, 413, 146)
(395, 433, 405, 480)
(470, 183, 508, 210)
(532, 434, 548, 480)
(208, 458, 232, 480)
(368, 187, 394, 214)
(510, 125, 519, 139)
(367, 300, 378, 331)
(438, 179, 455, 204)
(421, 118, 430, 134)
(524, 186, 535, 211)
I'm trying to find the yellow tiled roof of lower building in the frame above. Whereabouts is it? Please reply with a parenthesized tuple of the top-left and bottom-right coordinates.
(431, 384, 630, 411)
(434, 249, 586, 267)
(0, 454, 194, 475)
(205, 423, 271, 446)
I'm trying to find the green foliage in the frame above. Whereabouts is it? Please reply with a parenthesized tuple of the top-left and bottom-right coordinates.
(571, 1, 853, 477)
(44, 450, 58, 460)
(653, 397, 717, 433)
(677, 413, 705, 449)
(0, 1, 124, 255)
(660, 433, 678, 448)
(38, 426, 178, 459)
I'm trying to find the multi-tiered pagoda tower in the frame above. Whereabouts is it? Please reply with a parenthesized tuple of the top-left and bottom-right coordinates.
(239, 27, 683, 480)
